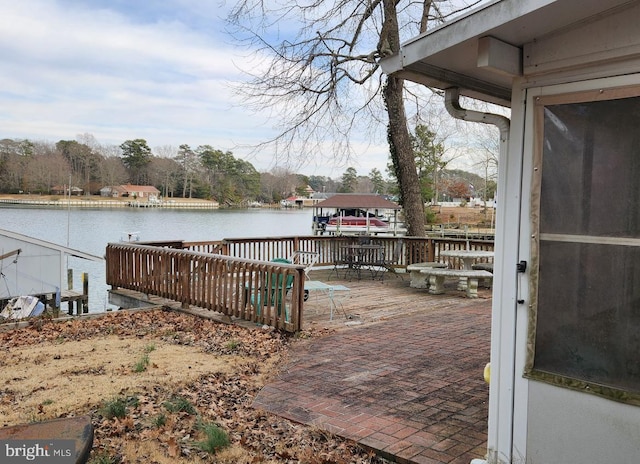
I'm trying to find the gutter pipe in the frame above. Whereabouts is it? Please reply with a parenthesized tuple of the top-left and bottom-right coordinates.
(444, 86, 512, 464)
(444, 87, 510, 140)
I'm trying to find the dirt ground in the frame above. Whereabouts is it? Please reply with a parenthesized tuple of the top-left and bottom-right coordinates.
(0, 309, 384, 463)
(430, 205, 495, 229)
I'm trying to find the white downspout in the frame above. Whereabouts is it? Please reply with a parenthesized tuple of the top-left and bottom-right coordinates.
(444, 87, 510, 139)
(445, 87, 513, 464)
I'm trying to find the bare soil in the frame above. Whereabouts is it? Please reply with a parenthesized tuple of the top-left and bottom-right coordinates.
(0, 309, 384, 463)
(430, 205, 495, 229)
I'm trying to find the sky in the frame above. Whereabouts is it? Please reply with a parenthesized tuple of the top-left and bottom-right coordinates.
(0, 0, 389, 178)
(0, 0, 492, 179)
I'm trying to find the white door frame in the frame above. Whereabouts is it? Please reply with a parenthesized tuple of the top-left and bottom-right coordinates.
(507, 72, 640, 463)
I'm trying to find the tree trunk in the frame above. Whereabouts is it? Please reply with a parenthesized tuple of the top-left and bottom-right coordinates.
(384, 76, 426, 236)
(380, 0, 425, 237)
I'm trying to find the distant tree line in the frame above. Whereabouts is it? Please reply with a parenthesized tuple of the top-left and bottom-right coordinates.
(0, 128, 494, 208)
(0, 137, 264, 206)
(0, 136, 392, 205)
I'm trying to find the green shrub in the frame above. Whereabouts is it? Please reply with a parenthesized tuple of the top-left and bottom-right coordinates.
(425, 208, 437, 224)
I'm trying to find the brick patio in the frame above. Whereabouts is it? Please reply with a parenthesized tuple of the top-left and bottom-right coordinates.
(252, 278, 491, 464)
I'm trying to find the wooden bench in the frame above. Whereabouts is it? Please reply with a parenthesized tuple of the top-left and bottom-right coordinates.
(419, 268, 493, 298)
(406, 262, 448, 289)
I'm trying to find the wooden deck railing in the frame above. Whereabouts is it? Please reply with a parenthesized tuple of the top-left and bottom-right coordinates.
(106, 235, 494, 332)
(106, 244, 306, 331)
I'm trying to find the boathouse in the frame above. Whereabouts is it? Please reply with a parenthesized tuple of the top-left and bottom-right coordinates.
(381, 1, 640, 462)
(312, 193, 402, 235)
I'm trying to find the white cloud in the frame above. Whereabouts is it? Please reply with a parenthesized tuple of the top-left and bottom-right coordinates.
(0, 0, 486, 179)
(0, 0, 288, 168)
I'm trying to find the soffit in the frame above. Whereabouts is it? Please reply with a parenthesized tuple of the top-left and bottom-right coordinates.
(380, 0, 636, 107)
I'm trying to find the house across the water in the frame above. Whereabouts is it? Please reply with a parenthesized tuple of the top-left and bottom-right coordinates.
(51, 185, 83, 196)
(100, 184, 161, 201)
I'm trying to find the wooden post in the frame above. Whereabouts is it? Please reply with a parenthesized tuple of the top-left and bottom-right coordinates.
(82, 272, 89, 313)
(292, 236, 300, 255)
(51, 290, 60, 317)
(67, 269, 74, 315)
(181, 256, 190, 309)
(428, 239, 436, 264)
(67, 269, 73, 290)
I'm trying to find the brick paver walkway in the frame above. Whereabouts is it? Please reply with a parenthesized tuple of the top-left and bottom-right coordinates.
(253, 297, 491, 464)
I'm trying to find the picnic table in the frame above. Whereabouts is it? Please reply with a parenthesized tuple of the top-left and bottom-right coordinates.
(439, 249, 494, 270)
(436, 249, 495, 293)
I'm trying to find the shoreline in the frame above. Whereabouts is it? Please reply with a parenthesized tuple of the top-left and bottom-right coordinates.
(0, 195, 297, 210)
(0, 195, 221, 209)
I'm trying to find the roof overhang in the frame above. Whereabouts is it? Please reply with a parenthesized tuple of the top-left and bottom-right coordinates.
(313, 194, 401, 210)
(380, 0, 636, 107)
(0, 229, 103, 262)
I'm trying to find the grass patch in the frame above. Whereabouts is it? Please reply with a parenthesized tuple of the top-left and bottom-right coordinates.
(152, 413, 167, 428)
(88, 452, 118, 464)
(225, 339, 240, 350)
(100, 395, 138, 420)
(132, 345, 155, 372)
(132, 354, 150, 373)
(163, 395, 196, 415)
(195, 422, 230, 454)
(99, 397, 127, 420)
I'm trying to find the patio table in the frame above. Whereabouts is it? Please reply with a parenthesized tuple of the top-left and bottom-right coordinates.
(304, 280, 350, 320)
(439, 250, 494, 290)
(339, 244, 386, 280)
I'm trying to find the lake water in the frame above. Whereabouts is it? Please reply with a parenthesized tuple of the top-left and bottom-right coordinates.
(0, 206, 313, 312)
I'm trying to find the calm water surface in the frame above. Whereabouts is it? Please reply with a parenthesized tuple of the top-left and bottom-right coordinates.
(1, 207, 313, 312)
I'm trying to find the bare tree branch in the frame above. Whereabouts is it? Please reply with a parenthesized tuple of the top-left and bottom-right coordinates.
(227, 0, 490, 233)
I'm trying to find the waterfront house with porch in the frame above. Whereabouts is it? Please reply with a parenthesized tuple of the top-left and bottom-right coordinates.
(100, 184, 161, 200)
